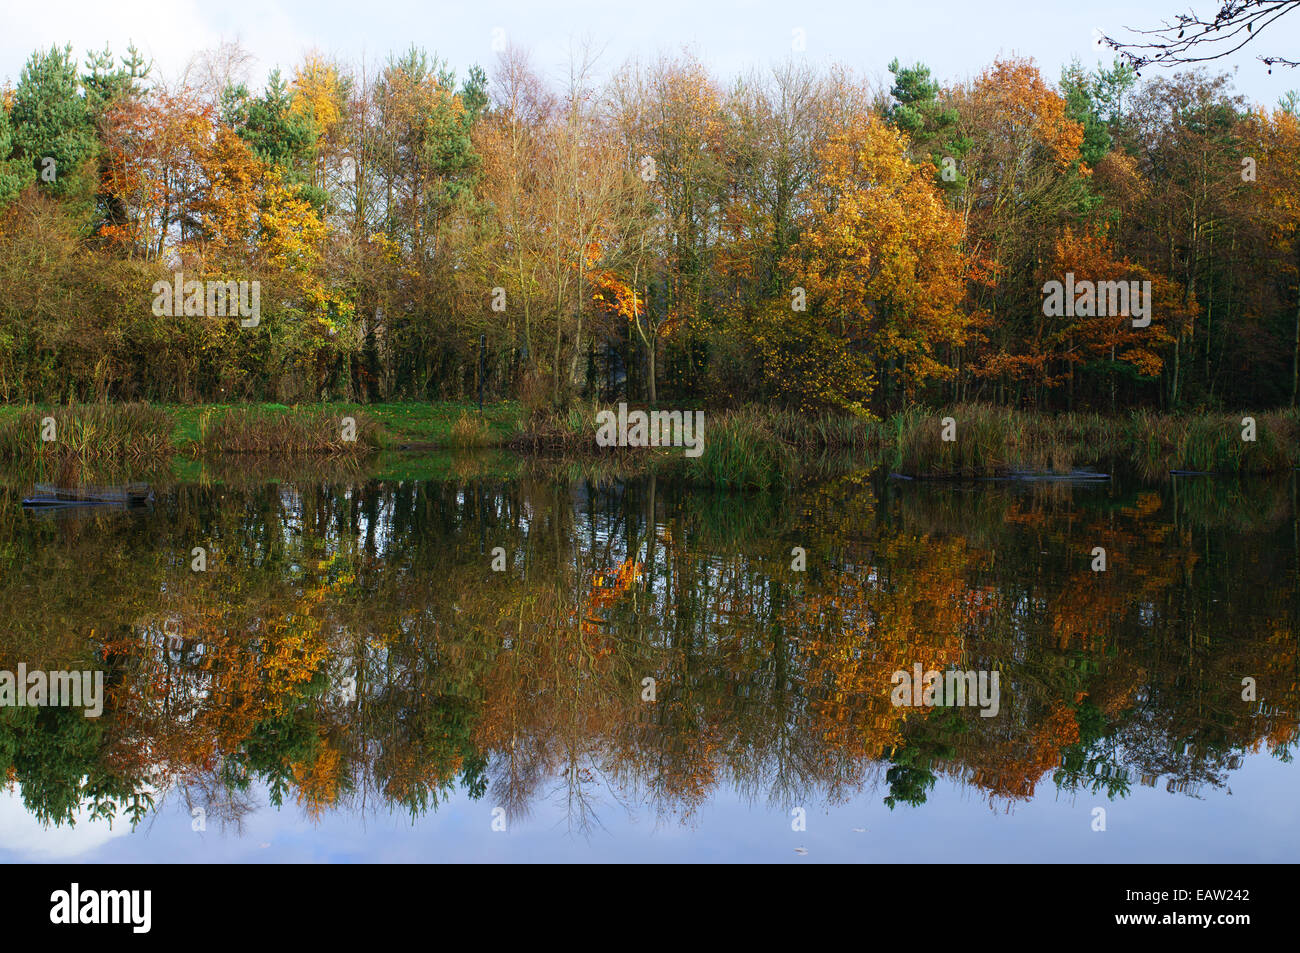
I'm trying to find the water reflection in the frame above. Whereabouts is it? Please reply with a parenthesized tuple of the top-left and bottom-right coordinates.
(0, 469, 1296, 845)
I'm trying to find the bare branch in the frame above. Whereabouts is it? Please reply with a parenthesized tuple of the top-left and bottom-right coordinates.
(1101, 1, 1300, 70)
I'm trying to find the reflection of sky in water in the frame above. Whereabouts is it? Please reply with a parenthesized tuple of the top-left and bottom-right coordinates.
(4, 753, 1295, 863)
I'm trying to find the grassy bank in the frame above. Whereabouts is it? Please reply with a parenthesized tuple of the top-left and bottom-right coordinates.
(0, 401, 1295, 487)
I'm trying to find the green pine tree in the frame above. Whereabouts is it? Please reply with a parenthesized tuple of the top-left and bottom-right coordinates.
(0, 98, 36, 208)
(885, 58, 969, 197)
(9, 44, 99, 206)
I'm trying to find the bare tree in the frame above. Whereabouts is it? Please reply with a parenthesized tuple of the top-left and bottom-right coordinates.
(182, 38, 255, 105)
(1103, 1, 1300, 70)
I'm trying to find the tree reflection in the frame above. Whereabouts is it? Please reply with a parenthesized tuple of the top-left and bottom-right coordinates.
(0, 470, 1296, 830)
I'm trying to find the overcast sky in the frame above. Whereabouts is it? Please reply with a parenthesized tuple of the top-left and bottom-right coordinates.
(3, 0, 1300, 105)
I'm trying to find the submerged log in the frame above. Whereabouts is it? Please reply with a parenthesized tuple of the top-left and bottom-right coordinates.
(890, 469, 1110, 482)
(22, 483, 154, 506)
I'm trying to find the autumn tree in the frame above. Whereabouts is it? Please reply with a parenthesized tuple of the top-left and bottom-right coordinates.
(792, 112, 970, 414)
(949, 58, 1090, 407)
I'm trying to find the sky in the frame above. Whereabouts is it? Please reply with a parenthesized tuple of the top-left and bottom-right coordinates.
(3, 0, 1300, 106)
(3, 750, 1296, 862)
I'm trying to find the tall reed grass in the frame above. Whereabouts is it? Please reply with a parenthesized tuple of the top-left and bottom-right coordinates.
(1124, 409, 1299, 479)
(448, 410, 495, 449)
(684, 407, 800, 489)
(0, 403, 174, 483)
(195, 407, 381, 455)
(514, 400, 1299, 484)
(511, 403, 602, 451)
(891, 404, 1300, 478)
(893, 404, 1103, 476)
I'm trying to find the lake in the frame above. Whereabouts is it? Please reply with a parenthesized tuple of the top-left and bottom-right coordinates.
(1, 464, 1297, 862)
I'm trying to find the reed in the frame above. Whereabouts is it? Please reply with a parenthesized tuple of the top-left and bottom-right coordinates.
(0, 403, 174, 475)
(194, 406, 381, 455)
(892, 405, 1300, 478)
(511, 403, 603, 452)
(894, 404, 1022, 476)
(448, 410, 494, 449)
(685, 407, 799, 489)
(1126, 410, 1299, 479)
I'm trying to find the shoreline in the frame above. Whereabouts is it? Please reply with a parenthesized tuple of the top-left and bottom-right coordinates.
(0, 401, 1296, 486)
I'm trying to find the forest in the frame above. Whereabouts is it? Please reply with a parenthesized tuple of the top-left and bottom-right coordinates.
(2, 40, 1300, 418)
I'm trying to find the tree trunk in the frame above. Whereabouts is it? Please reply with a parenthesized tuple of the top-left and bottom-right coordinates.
(646, 337, 657, 404)
(1294, 244, 1300, 407)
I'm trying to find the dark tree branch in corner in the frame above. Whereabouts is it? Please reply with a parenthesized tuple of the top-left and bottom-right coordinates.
(1101, 0, 1300, 70)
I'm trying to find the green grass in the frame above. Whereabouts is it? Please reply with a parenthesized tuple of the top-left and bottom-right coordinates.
(359, 401, 523, 447)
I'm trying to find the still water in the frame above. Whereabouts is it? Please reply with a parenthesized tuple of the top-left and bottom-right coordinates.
(1, 465, 1297, 862)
